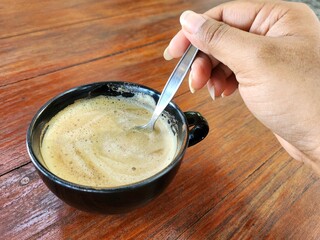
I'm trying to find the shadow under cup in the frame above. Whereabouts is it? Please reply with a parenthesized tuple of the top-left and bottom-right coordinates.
(26, 81, 209, 214)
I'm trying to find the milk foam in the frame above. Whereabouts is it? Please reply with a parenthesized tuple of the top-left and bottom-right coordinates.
(40, 95, 177, 188)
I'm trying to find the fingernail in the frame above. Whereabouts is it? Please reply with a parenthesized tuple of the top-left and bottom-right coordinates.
(180, 10, 206, 34)
(163, 47, 173, 60)
(189, 72, 196, 93)
(208, 84, 215, 100)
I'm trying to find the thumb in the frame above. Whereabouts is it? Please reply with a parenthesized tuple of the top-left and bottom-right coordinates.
(180, 10, 259, 72)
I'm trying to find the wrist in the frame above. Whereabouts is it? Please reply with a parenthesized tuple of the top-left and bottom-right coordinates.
(275, 134, 320, 176)
(306, 145, 320, 175)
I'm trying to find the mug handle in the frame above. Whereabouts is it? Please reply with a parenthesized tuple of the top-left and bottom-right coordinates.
(184, 111, 209, 147)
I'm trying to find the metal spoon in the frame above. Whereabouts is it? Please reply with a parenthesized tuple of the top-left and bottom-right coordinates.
(135, 45, 198, 131)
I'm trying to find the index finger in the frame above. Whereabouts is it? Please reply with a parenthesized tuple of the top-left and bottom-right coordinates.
(164, 30, 190, 60)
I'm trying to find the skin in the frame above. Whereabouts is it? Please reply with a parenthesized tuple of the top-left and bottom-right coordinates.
(164, 0, 320, 174)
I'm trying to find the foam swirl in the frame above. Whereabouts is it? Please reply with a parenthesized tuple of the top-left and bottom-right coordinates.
(40, 95, 177, 188)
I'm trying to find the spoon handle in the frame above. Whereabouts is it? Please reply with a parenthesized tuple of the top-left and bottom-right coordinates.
(150, 45, 199, 127)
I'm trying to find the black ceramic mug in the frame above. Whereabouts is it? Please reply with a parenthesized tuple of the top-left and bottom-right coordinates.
(26, 81, 209, 214)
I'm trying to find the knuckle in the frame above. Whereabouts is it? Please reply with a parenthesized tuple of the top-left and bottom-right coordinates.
(200, 21, 230, 48)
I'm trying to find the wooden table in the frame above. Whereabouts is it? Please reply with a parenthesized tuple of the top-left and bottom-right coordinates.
(1, 0, 320, 239)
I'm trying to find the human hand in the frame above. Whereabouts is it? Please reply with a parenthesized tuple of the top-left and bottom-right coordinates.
(164, 0, 320, 174)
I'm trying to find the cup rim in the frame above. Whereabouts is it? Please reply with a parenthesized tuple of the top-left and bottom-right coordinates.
(26, 81, 189, 193)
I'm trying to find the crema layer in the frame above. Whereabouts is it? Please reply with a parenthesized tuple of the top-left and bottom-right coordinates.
(40, 95, 177, 188)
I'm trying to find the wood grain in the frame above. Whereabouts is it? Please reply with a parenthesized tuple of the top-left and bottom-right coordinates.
(0, 0, 223, 86)
(1, 0, 320, 239)
(0, 0, 217, 39)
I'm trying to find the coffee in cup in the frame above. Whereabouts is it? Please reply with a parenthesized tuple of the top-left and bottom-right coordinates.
(40, 94, 177, 188)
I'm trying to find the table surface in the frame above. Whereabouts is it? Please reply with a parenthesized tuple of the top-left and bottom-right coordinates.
(1, 0, 320, 239)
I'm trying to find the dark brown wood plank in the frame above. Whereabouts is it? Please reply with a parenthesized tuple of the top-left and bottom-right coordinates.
(177, 152, 319, 239)
(0, 0, 216, 39)
(0, 10, 175, 85)
(266, 179, 320, 239)
(0, 0, 222, 86)
(0, 0, 144, 39)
